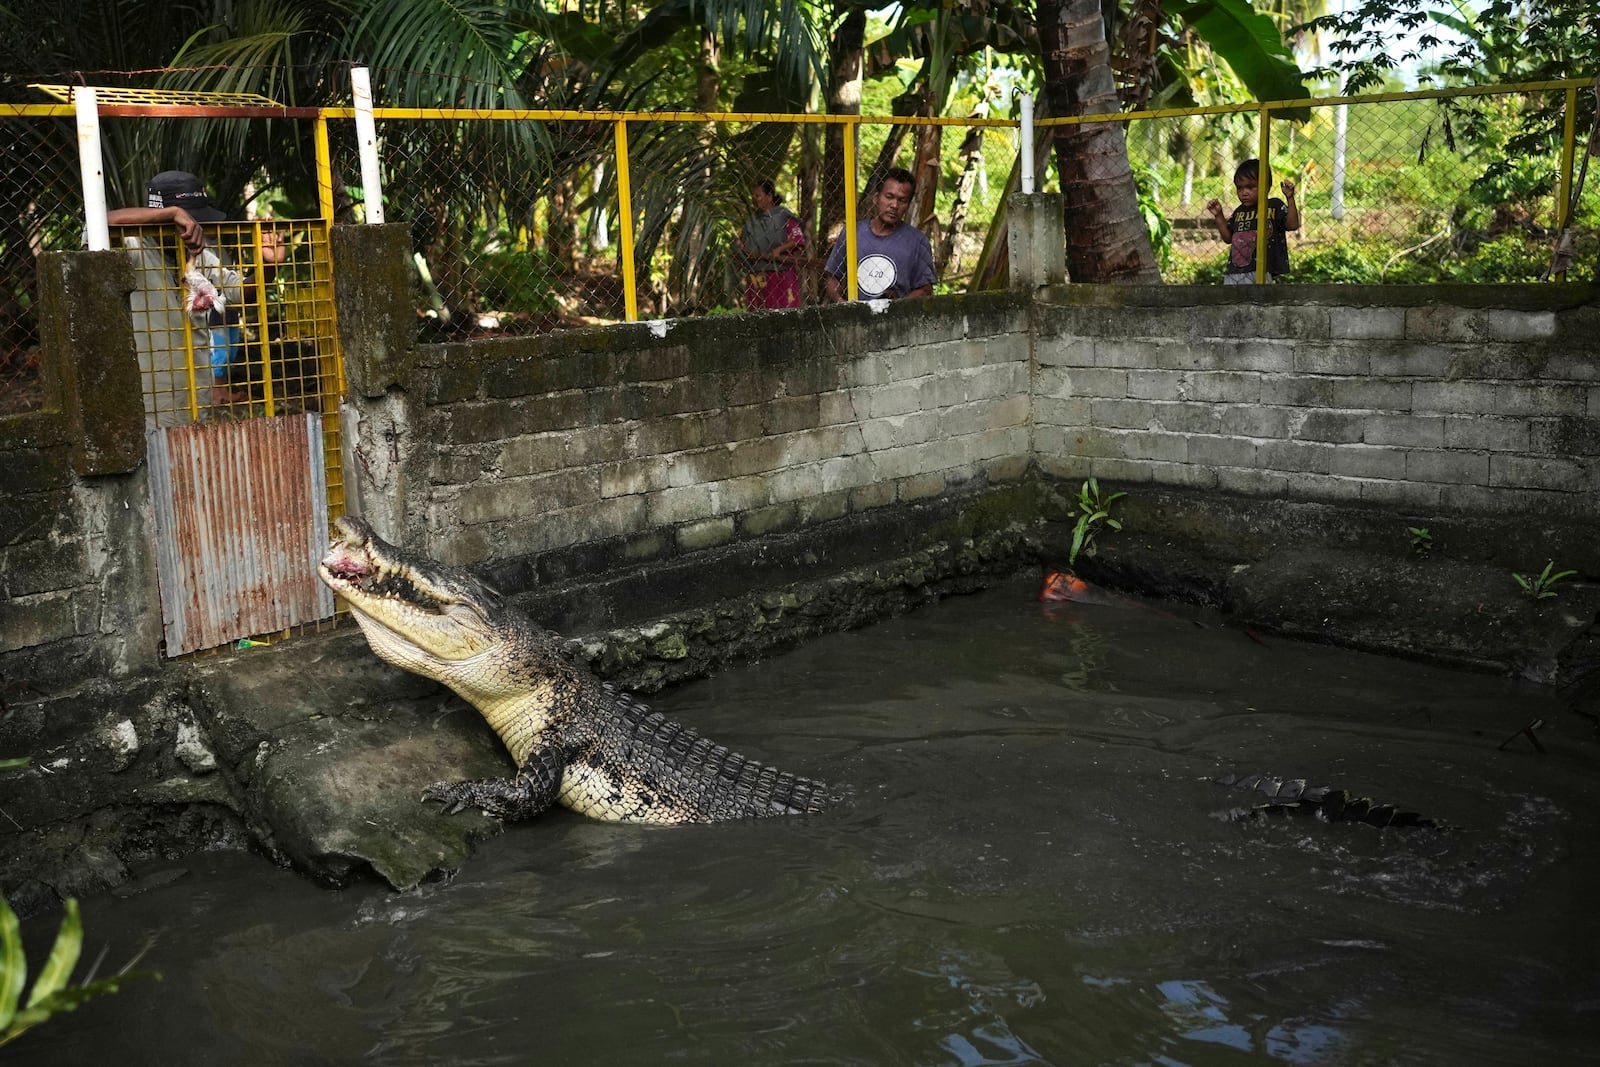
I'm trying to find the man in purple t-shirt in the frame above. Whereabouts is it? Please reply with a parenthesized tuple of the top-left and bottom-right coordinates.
(824, 167, 936, 302)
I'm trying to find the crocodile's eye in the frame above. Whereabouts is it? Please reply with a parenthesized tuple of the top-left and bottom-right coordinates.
(443, 599, 489, 626)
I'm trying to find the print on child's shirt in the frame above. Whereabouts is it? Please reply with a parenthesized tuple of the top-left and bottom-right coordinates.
(1229, 207, 1264, 269)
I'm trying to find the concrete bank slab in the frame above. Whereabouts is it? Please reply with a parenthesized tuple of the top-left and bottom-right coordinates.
(186, 631, 505, 890)
(1044, 487, 1600, 689)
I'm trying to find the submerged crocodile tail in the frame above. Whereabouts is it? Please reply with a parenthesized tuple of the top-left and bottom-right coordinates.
(1212, 772, 1441, 830)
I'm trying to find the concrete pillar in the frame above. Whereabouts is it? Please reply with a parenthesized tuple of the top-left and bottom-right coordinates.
(1006, 192, 1067, 292)
(329, 223, 420, 543)
(35, 250, 145, 475)
(330, 223, 417, 399)
(31, 249, 162, 678)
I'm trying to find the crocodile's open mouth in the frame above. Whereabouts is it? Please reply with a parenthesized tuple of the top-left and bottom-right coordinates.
(319, 516, 381, 589)
(321, 542, 375, 584)
(319, 517, 436, 610)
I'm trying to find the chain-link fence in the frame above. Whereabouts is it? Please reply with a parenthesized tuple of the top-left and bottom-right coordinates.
(356, 110, 1019, 330)
(1124, 83, 1597, 284)
(0, 106, 81, 415)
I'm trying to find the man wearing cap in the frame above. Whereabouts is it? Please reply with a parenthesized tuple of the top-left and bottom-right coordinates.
(109, 171, 252, 415)
(107, 170, 225, 254)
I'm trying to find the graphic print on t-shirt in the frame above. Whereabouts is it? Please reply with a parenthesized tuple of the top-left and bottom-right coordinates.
(1229, 206, 1260, 269)
(858, 253, 897, 297)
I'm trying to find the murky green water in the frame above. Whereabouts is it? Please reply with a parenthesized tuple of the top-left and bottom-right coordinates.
(15, 575, 1599, 1066)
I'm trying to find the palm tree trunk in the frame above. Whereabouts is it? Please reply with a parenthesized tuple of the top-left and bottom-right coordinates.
(908, 117, 944, 234)
(797, 124, 822, 303)
(821, 5, 866, 247)
(937, 126, 985, 274)
(1037, 0, 1162, 283)
(669, 28, 721, 310)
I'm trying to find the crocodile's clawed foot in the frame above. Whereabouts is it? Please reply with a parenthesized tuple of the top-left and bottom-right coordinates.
(421, 780, 477, 816)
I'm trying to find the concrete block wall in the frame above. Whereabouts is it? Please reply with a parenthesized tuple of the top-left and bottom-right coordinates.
(1033, 285, 1600, 517)
(1, 253, 163, 694)
(0, 414, 91, 688)
(396, 293, 1033, 567)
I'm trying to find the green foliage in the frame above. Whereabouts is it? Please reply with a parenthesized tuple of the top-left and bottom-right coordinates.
(1166, 253, 1226, 284)
(1070, 478, 1126, 569)
(1513, 561, 1577, 601)
(1289, 241, 1397, 283)
(1309, 0, 1596, 214)
(1430, 235, 1549, 284)
(0, 897, 156, 1048)
(1164, 0, 1312, 114)
(469, 248, 563, 316)
(1133, 165, 1175, 272)
(1311, 0, 1599, 92)
(1408, 526, 1432, 556)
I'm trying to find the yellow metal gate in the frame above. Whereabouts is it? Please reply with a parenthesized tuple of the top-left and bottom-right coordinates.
(120, 217, 347, 656)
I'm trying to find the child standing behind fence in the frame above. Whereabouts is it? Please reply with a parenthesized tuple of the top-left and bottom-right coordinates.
(1206, 159, 1299, 283)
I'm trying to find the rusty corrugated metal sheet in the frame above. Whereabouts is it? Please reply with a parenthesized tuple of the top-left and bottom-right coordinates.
(147, 413, 334, 656)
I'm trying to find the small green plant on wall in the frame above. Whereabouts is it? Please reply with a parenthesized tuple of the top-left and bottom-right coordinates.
(1070, 478, 1126, 569)
(1408, 527, 1433, 556)
(1512, 561, 1577, 600)
(0, 895, 156, 1048)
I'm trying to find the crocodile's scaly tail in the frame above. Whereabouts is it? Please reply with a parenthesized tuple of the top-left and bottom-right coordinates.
(1212, 772, 1443, 830)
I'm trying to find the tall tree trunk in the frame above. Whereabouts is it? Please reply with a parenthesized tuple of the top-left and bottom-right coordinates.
(547, 178, 577, 270)
(821, 5, 866, 247)
(588, 161, 609, 252)
(670, 29, 721, 311)
(938, 126, 985, 274)
(908, 110, 944, 234)
(860, 88, 919, 216)
(797, 123, 822, 303)
(696, 26, 720, 112)
(1037, 0, 1162, 283)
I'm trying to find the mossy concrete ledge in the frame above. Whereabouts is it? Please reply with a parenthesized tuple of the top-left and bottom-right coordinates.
(1048, 483, 1600, 687)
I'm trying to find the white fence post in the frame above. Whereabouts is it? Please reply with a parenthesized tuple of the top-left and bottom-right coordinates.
(75, 86, 110, 251)
(351, 66, 385, 224)
(1019, 93, 1036, 195)
(1332, 103, 1348, 221)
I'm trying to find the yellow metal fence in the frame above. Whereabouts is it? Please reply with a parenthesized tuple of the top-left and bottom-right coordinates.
(1, 79, 1594, 417)
(349, 108, 1023, 331)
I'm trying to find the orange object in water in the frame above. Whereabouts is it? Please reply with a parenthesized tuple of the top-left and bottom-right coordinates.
(1039, 570, 1091, 602)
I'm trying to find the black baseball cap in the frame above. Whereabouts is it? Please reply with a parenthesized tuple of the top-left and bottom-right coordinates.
(146, 170, 226, 223)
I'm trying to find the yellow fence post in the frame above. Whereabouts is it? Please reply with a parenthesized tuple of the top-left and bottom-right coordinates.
(250, 223, 277, 416)
(615, 118, 639, 322)
(176, 242, 203, 422)
(1256, 105, 1272, 285)
(1556, 86, 1578, 282)
(315, 115, 334, 223)
(843, 116, 859, 301)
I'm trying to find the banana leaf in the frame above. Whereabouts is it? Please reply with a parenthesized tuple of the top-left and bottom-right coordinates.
(1166, 0, 1311, 120)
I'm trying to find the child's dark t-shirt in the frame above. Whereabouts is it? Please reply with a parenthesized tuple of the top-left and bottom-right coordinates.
(1225, 197, 1290, 277)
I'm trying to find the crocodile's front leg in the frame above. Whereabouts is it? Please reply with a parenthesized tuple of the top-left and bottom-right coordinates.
(423, 744, 565, 821)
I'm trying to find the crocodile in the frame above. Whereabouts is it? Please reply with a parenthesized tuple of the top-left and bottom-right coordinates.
(317, 515, 835, 824)
(1211, 772, 1442, 829)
